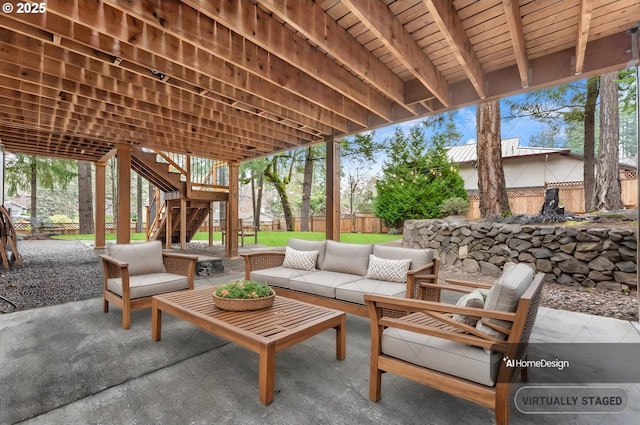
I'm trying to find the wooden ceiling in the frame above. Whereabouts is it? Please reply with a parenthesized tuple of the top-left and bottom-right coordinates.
(1, 0, 639, 164)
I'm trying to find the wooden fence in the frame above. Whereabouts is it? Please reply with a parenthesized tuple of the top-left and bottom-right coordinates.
(466, 173, 638, 220)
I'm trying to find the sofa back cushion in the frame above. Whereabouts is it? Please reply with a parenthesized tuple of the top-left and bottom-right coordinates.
(108, 241, 166, 276)
(321, 240, 373, 276)
(476, 262, 534, 339)
(287, 239, 326, 269)
(373, 245, 433, 271)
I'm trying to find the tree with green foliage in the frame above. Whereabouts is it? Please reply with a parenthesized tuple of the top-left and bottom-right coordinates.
(5, 154, 77, 225)
(373, 123, 466, 229)
(263, 150, 301, 231)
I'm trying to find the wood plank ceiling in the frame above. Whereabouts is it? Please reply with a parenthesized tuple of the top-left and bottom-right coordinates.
(0, 0, 639, 164)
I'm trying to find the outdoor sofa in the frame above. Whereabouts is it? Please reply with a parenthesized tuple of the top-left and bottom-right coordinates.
(242, 239, 439, 317)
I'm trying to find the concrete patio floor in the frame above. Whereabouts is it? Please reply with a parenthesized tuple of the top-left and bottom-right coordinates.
(1, 271, 639, 425)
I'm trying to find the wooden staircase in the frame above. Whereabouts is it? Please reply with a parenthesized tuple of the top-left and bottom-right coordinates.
(132, 148, 229, 245)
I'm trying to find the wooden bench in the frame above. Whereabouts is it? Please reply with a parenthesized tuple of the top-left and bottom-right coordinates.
(365, 268, 545, 425)
(222, 218, 258, 247)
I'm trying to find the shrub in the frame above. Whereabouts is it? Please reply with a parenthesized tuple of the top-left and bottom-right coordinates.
(439, 197, 469, 216)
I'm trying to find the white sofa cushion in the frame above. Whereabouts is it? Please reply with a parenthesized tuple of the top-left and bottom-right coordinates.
(108, 241, 166, 276)
(282, 246, 319, 271)
(321, 240, 373, 276)
(250, 266, 315, 289)
(366, 254, 411, 283)
(335, 278, 406, 305)
(288, 271, 362, 298)
(476, 262, 534, 339)
(107, 273, 189, 299)
(452, 289, 485, 326)
(373, 245, 433, 271)
(288, 239, 326, 269)
(382, 320, 502, 386)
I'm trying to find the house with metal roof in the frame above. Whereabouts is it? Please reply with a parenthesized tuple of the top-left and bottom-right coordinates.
(447, 138, 636, 191)
(447, 138, 637, 216)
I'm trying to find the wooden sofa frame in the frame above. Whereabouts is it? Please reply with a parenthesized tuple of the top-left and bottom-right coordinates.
(364, 272, 545, 425)
(101, 251, 198, 329)
(242, 251, 439, 317)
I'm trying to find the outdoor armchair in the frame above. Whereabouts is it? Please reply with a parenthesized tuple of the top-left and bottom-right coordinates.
(100, 241, 197, 329)
(365, 263, 545, 425)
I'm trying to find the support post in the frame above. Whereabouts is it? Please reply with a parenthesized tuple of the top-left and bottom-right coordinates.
(226, 164, 239, 258)
(326, 138, 341, 241)
(94, 161, 106, 249)
(180, 197, 187, 250)
(116, 145, 131, 244)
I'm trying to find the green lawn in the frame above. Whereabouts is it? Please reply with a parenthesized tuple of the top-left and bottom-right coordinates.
(54, 231, 402, 246)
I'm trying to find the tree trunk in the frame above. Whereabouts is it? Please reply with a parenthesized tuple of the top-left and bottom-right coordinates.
(300, 147, 314, 231)
(476, 100, 510, 217)
(594, 71, 623, 210)
(583, 76, 599, 212)
(78, 161, 95, 234)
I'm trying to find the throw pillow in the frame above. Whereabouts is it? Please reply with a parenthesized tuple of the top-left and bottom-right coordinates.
(365, 254, 411, 283)
(282, 247, 319, 271)
(452, 288, 485, 326)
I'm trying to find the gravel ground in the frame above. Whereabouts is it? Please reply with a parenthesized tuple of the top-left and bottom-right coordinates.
(0, 239, 637, 321)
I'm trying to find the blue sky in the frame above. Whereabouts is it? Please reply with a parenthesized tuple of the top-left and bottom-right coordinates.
(371, 95, 547, 148)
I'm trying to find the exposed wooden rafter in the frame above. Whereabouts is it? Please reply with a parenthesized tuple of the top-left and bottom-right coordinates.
(502, 0, 529, 88)
(341, 0, 450, 108)
(575, 0, 594, 75)
(423, 0, 485, 99)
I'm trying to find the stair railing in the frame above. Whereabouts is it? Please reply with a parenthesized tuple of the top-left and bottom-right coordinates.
(146, 188, 165, 240)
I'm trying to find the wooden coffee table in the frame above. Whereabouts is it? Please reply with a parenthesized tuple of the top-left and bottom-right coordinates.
(151, 286, 346, 405)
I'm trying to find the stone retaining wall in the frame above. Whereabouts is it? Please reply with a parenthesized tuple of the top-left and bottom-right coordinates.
(403, 219, 637, 290)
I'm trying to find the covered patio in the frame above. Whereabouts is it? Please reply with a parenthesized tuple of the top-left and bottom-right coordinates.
(1, 2, 640, 424)
(1, 1, 638, 255)
(2, 268, 639, 424)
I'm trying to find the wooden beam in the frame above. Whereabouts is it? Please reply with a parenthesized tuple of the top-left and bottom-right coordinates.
(44, 1, 370, 128)
(575, 0, 594, 75)
(342, 0, 450, 107)
(502, 0, 529, 88)
(423, 0, 485, 98)
(256, 0, 418, 117)
(181, 0, 397, 123)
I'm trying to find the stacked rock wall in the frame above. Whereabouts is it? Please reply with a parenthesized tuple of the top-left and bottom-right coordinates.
(403, 219, 637, 289)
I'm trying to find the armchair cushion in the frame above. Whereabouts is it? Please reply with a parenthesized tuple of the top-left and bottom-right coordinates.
(288, 239, 326, 269)
(282, 246, 319, 271)
(321, 240, 372, 276)
(476, 262, 534, 339)
(107, 273, 189, 299)
(108, 241, 166, 276)
(372, 245, 433, 271)
(452, 289, 485, 326)
(365, 255, 411, 283)
(382, 322, 502, 386)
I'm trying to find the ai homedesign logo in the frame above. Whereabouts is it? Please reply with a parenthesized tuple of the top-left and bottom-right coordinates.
(503, 355, 570, 371)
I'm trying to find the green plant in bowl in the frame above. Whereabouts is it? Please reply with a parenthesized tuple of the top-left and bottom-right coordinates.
(215, 280, 273, 299)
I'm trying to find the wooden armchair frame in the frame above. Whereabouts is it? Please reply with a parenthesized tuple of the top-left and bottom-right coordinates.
(101, 251, 197, 329)
(365, 272, 545, 425)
